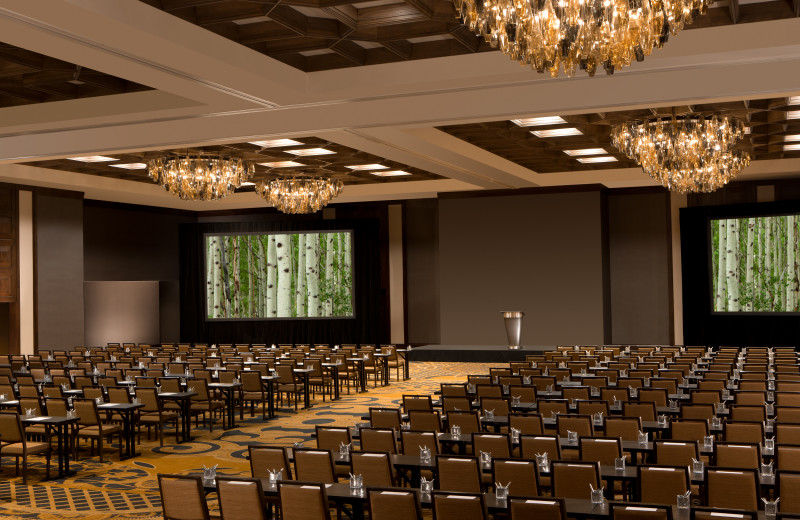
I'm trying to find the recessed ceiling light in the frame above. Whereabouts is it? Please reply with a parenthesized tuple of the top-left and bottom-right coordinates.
(110, 163, 147, 170)
(785, 134, 800, 142)
(789, 96, 800, 106)
(577, 156, 618, 164)
(370, 170, 411, 177)
(785, 144, 800, 152)
(240, 182, 256, 186)
(346, 164, 389, 171)
(531, 128, 583, 138)
(286, 148, 336, 156)
(249, 139, 303, 148)
(68, 155, 118, 163)
(564, 148, 607, 156)
(511, 116, 567, 127)
(258, 161, 305, 168)
(787, 110, 800, 120)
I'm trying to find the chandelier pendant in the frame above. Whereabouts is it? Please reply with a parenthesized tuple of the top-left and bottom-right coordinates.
(454, 0, 712, 78)
(256, 176, 344, 214)
(148, 154, 253, 201)
(611, 114, 751, 194)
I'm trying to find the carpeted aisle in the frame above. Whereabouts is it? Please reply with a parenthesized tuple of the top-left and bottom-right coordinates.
(0, 361, 490, 520)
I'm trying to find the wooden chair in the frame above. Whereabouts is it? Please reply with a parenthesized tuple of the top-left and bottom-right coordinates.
(240, 371, 269, 420)
(73, 398, 123, 461)
(157, 474, 211, 520)
(216, 477, 268, 520)
(0, 413, 51, 484)
(249, 445, 292, 480)
(351, 451, 395, 486)
(188, 379, 225, 432)
(508, 497, 567, 520)
(293, 448, 337, 483)
(492, 458, 539, 497)
(431, 491, 487, 520)
(135, 387, 179, 446)
(436, 455, 482, 493)
(277, 481, 331, 520)
(705, 467, 759, 511)
(638, 465, 690, 506)
(609, 502, 672, 520)
(551, 461, 601, 500)
(777, 470, 800, 514)
(368, 487, 422, 520)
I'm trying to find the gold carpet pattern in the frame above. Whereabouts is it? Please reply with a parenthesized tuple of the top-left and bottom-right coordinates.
(0, 361, 490, 520)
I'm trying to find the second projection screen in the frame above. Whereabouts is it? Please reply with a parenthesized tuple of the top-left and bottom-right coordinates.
(206, 231, 353, 319)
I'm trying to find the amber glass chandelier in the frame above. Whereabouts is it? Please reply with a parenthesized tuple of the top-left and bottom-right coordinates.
(454, 0, 712, 77)
(147, 154, 253, 201)
(611, 114, 751, 194)
(256, 176, 344, 214)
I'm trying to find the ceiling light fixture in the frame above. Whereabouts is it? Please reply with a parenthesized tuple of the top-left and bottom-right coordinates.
(785, 135, 800, 142)
(787, 110, 800, 120)
(286, 148, 336, 156)
(345, 164, 390, 171)
(511, 116, 566, 127)
(110, 163, 147, 170)
(564, 148, 607, 157)
(577, 156, 618, 164)
(68, 156, 118, 163)
(789, 96, 800, 106)
(249, 139, 303, 148)
(611, 114, 750, 194)
(531, 128, 583, 138)
(454, 0, 712, 77)
(785, 144, 800, 152)
(147, 154, 253, 201)
(258, 161, 305, 168)
(256, 176, 343, 214)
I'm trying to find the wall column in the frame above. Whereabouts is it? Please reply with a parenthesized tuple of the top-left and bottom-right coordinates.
(18, 190, 34, 354)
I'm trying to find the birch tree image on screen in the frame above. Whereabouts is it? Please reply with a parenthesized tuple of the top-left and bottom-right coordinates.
(206, 232, 353, 318)
(712, 215, 800, 312)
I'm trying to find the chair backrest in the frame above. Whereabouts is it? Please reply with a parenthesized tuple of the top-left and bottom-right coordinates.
(508, 385, 536, 403)
(159, 378, 182, 393)
(472, 433, 511, 459)
(368, 488, 422, 520)
(735, 391, 768, 406)
(705, 467, 759, 511)
(680, 404, 714, 421)
(408, 410, 442, 432)
(670, 420, 708, 442)
(605, 417, 642, 442)
(277, 481, 331, 520)
(577, 400, 609, 417)
(73, 398, 101, 426)
(623, 402, 656, 422)
(479, 397, 510, 417)
(249, 446, 292, 480)
(724, 421, 764, 444)
(537, 400, 568, 417)
(715, 442, 761, 469)
(509, 413, 544, 435)
(638, 388, 668, 407)
(351, 451, 394, 487)
(440, 384, 467, 397)
(508, 497, 567, 520)
(401, 430, 439, 456)
(446, 412, 481, 435)
(435, 456, 482, 493)
(360, 428, 398, 454)
(293, 449, 336, 483)
(777, 407, 800, 424)
(777, 424, 800, 445)
(402, 394, 433, 412)
(431, 491, 486, 520)
(45, 398, 69, 416)
(777, 445, 800, 471)
(609, 503, 672, 520)
(442, 397, 471, 413)
(216, 477, 266, 520)
(157, 474, 210, 520)
(556, 414, 593, 437)
(0, 413, 23, 443)
(107, 386, 131, 404)
(241, 371, 263, 392)
(370, 408, 402, 430)
(551, 461, 600, 500)
(579, 437, 622, 465)
(691, 390, 722, 405)
(315, 426, 352, 452)
(729, 405, 766, 423)
(778, 470, 800, 514)
(519, 435, 561, 461)
(493, 459, 538, 497)
(638, 465, 689, 506)
(655, 441, 699, 466)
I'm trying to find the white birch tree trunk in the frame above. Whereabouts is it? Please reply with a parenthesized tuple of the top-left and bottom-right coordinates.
(219, 237, 230, 318)
(746, 218, 755, 311)
(296, 234, 307, 317)
(716, 220, 727, 311)
(324, 233, 335, 316)
(276, 234, 291, 317)
(767, 219, 773, 310)
(755, 219, 763, 309)
(267, 235, 278, 317)
(726, 220, 740, 311)
(256, 236, 266, 317)
(779, 219, 786, 310)
(246, 236, 254, 317)
(306, 234, 320, 317)
(789, 216, 796, 311)
(233, 237, 241, 317)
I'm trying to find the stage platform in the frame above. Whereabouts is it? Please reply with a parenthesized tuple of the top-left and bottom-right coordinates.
(407, 344, 556, 363)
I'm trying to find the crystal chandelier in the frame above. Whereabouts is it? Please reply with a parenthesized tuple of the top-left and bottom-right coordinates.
(454, 0, 712, 78)
(256, 176, 344, 214)
(147, 154, 253, 201)
(611, 115, 751, 194)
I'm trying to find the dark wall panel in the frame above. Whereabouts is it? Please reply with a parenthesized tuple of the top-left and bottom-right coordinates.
(608, 191, 672, 344)
(37, 192, 84, 349)
(84, 281, 160, 346)
(83, 201, 196, 342)
(404, 199, 440, 344)
(438, 190, 606, 346)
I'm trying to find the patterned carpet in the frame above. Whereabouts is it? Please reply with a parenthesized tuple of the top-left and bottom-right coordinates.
(0, 362, 489, 520)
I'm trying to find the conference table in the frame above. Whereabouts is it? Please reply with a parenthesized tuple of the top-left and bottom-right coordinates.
(20, 415, 79, 478)
(157, 390, 197, 443)
(97, 402, 144, 459)
(207, 382, 241, 429)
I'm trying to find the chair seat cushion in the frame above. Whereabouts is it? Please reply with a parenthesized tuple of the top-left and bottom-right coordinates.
(1, 442, 50, 455)
(79, 425, 121, 436)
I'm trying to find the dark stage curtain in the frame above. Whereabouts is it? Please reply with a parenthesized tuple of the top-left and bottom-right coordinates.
(179, 219, 384, 345)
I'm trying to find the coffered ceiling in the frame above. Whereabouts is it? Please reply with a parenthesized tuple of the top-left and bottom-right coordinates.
(0, 0, 797, 211)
